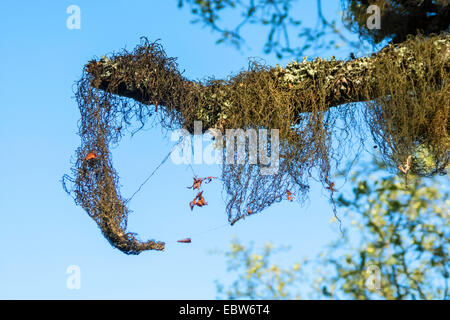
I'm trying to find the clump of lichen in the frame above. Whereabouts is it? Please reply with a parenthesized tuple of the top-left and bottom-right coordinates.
(64, 34, 449, 254)
(365, 35, 449, 176)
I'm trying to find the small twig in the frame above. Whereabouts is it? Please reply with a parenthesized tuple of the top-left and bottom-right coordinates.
(397, 155, 412, 174)
(398, 155, 412, 185)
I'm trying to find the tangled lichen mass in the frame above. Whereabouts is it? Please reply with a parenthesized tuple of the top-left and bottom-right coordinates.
(64, 34, 449, 254)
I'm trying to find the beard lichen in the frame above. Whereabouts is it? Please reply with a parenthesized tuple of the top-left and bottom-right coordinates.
(64, 34, 449, 254)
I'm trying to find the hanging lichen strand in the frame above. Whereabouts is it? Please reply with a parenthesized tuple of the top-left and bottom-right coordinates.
(70, 79, 165, 254)
(66, 34, 449, 254)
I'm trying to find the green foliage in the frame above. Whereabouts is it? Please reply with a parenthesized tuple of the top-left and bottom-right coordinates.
(178, 1, 450, 59)
(216, 239, 307, 299)
(217, 158, 449, 299)
(177, 0, 361, 59)
(322, 158, 449, 299)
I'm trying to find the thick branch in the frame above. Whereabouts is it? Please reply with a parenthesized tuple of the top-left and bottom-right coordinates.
(85, 34, 449, 129)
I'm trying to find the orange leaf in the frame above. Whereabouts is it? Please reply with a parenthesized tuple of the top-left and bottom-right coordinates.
(188, 176, 217, 190)
(85, 152, 97, 161)
(197, 198, 206, 206)
(286, 189, 295, 201)
(189, 191, 208, 210)
(326, 182, 337, 192)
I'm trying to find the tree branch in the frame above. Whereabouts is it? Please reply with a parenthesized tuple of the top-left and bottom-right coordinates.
(85, 34, 449, 130)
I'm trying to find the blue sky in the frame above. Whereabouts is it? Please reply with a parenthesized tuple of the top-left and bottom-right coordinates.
(0, 0, 369, 299)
